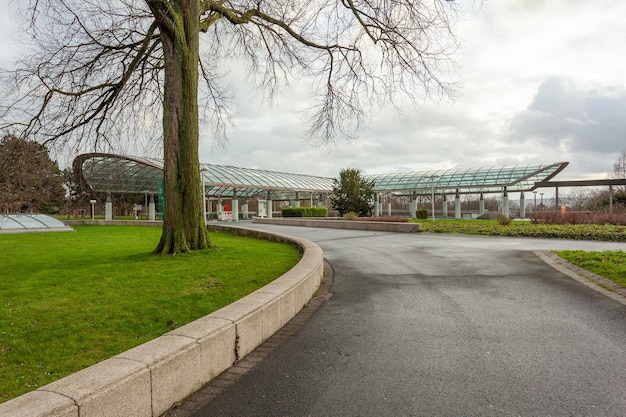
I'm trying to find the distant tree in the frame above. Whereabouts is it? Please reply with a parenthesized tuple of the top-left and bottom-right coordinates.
(611, 150, 626, 192)
(331, 168, 375, 217)
(562, 188, 593, 211)
(0, 134, 65, 213)
(61, 168, 91, 217)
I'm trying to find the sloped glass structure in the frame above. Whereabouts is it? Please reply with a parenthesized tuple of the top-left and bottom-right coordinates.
(366, 162, 568, 195)
(0, 214, 73, 234)
(73, 153, 568, 198)
(73, 153, 333, 200)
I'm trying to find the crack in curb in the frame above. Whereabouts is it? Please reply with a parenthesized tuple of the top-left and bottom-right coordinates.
(162, 260, 334, 417)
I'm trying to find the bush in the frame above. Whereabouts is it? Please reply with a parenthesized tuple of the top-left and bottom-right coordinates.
(343, 212, 359, 220)
(281, 207, 328, 217)
(531, 211, 626, 225)
(497, 214, 511, 225)
(415, 209, 428, 219)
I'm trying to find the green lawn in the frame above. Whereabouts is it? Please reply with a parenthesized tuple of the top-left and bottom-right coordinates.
(0, 226, 301, 403)
(412, 218, 626, 241)
(555, 250, 626, 287)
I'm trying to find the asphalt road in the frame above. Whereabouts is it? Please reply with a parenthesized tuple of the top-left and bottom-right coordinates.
(191, 225, 626, 417)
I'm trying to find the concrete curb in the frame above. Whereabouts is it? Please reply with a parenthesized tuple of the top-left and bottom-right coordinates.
(0, 225, 324, 417)
(252, 217, 422, 232)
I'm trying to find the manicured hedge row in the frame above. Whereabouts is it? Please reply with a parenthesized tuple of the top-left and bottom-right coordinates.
(281, 207, 328, 217)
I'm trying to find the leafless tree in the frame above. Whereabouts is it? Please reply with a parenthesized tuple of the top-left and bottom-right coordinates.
(611, 150, 626, 192)
(0, 0, 462, 254)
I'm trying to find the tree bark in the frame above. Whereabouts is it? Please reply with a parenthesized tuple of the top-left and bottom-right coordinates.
(151, 0, 210, 254)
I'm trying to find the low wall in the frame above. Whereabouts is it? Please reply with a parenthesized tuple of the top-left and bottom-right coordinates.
(0, 225, 324, 417)
(253, 217, 422, 232)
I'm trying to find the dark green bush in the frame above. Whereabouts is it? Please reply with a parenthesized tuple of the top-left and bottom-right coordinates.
(281, 207, 328, 217)
(415, 209, 428, 219)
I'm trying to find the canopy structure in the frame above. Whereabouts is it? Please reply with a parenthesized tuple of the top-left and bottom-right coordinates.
(73, 153, 569, 199)
(73, 153, 334, 200)
(366, 162, 569, 195)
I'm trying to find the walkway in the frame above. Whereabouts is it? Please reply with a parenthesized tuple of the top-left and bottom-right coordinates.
(183, 226, 626, 416)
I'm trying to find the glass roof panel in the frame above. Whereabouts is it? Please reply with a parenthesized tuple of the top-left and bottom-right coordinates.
(0, 214, 73, 234)
(73, 154, 568, 199)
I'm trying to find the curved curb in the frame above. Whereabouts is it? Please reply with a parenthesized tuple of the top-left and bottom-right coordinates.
(0, 225, 324, 417)
(535, 251, 626, 306)
(252, 217, 421, 232)
(161, 260, 334, 417)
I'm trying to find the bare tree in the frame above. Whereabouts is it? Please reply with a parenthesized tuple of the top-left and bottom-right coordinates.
(611, 150, 626, 192)
(1, 0, 462, 254)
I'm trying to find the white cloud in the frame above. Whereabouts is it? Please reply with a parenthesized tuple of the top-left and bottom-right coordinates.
(2, 0, 626, 186)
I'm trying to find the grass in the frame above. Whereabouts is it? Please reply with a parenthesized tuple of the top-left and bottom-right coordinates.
(411, 218, 626, 242)
(555, 250, 626, 287)
(410, 219, 626, 290)
(0, 226, 301, 403)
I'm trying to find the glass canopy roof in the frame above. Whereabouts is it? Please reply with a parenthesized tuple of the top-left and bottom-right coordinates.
(0, 214, 73, 234)
(73, 153, 334, 199)
(73, 153, 568, 198)
(365, 162, 569, 195)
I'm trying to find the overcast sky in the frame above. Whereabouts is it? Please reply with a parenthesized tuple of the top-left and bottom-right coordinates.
(1, 0, 625, 185)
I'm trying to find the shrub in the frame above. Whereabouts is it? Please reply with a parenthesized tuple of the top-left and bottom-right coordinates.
(281, 207, 328, 217)
(497, 214, 511, 225)
(415, 209, 428, 219)
(531, 211, 626, 225)
(343, 211, 359, 220)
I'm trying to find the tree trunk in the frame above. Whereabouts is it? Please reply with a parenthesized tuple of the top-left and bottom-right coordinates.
(152, 0, 210, 254)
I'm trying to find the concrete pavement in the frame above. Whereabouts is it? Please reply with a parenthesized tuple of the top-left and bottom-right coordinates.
(181, 225, 626, 417)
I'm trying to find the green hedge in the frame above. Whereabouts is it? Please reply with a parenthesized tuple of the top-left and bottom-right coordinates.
(281, 207, 328, 217)
(415, 209, 428, 219)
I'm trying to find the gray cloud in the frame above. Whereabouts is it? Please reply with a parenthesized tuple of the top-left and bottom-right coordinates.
(509, 77, 626, 154)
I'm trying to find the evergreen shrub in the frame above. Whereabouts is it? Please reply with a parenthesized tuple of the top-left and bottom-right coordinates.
(416, 209, 428, 219)
(281, 207, 328, 217)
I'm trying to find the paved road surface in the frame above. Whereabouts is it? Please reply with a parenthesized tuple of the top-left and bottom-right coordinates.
(191, 225, 626, 417)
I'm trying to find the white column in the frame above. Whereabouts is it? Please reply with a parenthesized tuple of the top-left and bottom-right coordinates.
(294, 192, 300, 208)
(479, 193, 485, 215)
(242, 201, 249, 220)
(374, 193, 380, 217)
(519, 192, 525, 219)
(387, 202, 392, 216)
(267, 192, 273, 219)
(408, 198, 417, 219)
(149, 195, 155, 221)
(442, 194, 448, 218)
(232, 199, 239, 222)
(105, 193, 113, 221)
(454, 190, 461, 219)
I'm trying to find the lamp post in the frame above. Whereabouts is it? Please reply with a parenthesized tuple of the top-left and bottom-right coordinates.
(427, 175, 440, 221)
(533, 191, 537, 212)
(200, 167, 209, 225)
(540, 192, 544, 211)
(89, 199, 96, 220)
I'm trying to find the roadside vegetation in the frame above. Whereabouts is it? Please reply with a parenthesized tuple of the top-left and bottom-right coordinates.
(411, 219, 626, 242)
(555, 250, 626, 287)
(0, 226, 301, 403)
